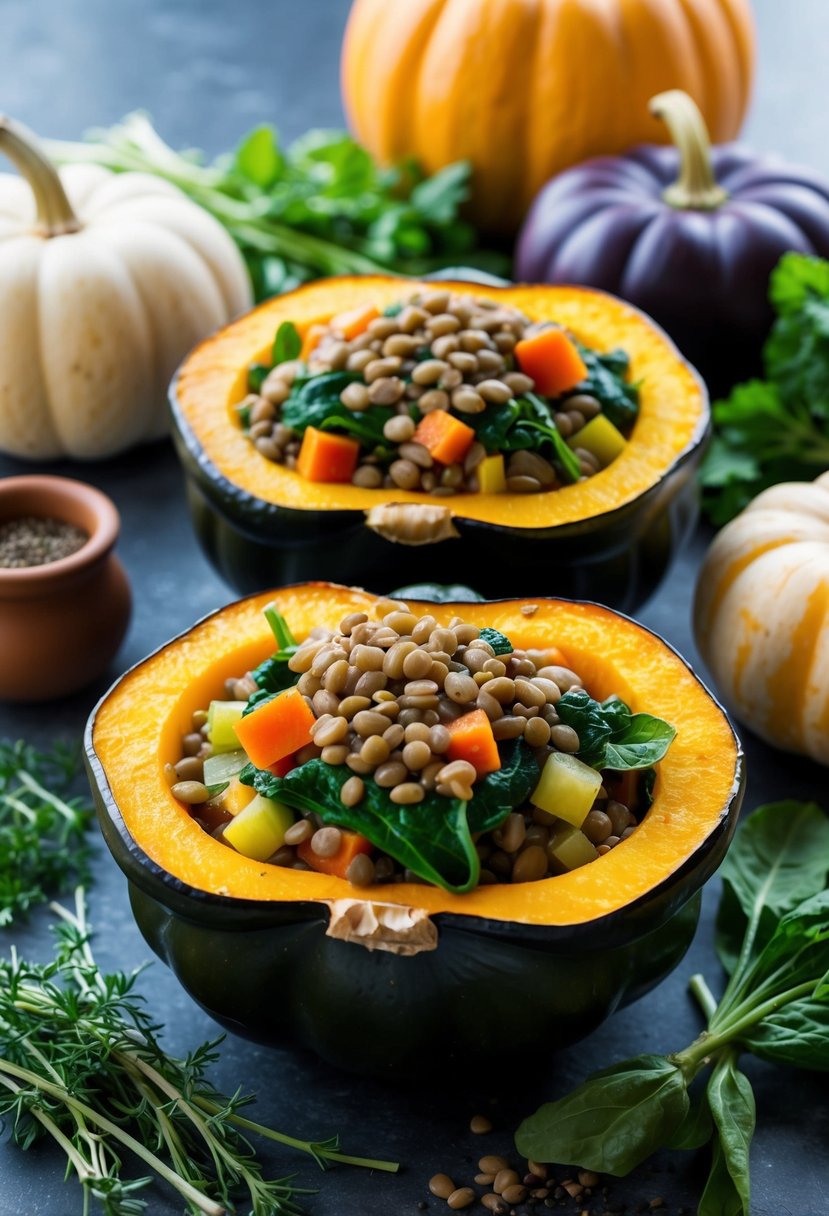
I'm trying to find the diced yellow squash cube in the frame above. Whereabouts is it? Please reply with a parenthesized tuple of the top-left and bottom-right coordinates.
(547, 822, 599, 871)
(207, 700, 248, 752)
(222, 793, 295, 861)
(478, 453, 506, 494)
(568, 414, 627, 468)
(531, 752, 602, 828)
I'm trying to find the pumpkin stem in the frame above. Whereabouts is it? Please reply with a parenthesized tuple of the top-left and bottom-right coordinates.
(0, 114, 81, 236)
(649, 90, 728, 211)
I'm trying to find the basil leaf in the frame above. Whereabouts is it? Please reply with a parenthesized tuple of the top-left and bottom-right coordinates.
(740, 890, 829, 995)
(272, 320, 302, 365)
(478, 627, 513, 656)
(515, 1055, 689, 1175)
(574, 346, 639, 431)
(715, 801, 829, 976)
(556, 690, 676, 772)
(241, 739, 537, 893)
(704, 1058, 755, 1216)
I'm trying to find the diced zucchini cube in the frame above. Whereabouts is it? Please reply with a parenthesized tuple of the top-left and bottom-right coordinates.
(531, 752, 602, 827)
(207, 700, 248, 753)
(222, 793, 295, 861)
(547, 822, 599, 871)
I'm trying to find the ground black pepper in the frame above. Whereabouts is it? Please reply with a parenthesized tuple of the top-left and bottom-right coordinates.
(0, 516, 88, 568)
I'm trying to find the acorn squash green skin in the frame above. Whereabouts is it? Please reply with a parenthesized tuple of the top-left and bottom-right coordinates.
(171, 412, 705, 609)
(88, 734, 741, 1079)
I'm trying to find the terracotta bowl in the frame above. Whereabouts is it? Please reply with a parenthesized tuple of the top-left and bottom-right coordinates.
(0, 476, 131, 702)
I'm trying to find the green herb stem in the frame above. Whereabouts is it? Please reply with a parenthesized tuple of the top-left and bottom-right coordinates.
(689, 972, 719, 1021)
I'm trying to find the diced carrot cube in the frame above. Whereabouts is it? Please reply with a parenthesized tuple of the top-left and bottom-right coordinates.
(446, 709, 501, 776)
(300, 323, 327, 360)
(298, 829, 373, 878)
(330, 304, 380, 341)
(413, 410, 476, 466)
(297, 426, 360, 483)
(514, 328, 588, 397)
(234, 686, 315, 769)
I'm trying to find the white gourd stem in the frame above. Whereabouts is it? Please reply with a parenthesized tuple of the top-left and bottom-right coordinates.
(649, 90, 728, 211)
(0, 114, 81, 235)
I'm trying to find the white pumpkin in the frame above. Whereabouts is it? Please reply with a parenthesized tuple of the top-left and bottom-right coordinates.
(0, 116, 252, 460)
(694, 471, 829, 764)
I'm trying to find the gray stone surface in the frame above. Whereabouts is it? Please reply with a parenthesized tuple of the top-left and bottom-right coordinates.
(1, 1, 828, 1213)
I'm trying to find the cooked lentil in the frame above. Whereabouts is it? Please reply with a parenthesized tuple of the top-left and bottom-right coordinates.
(175, 599, 669, 890)
(240, 288, 639, 494)
(0, 515, 88, 568)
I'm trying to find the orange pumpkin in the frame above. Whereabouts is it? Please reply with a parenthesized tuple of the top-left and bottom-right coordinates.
(341, 0, 755, 234)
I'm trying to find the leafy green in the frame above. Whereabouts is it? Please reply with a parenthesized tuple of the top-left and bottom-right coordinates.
(0, 739, 93, 926)
(46, 115, 509, 301)
(574, 346, 640, 431)
(468, 394, 581, 482)
(555, 690, 676, 771)
(249, 605, 301, 701)
(705, 1055, 755, 1214)
(241, 739, 538, 892)
(515, 1056, 689, 1175)
(701, 253, 829, 524)
(478, 627, 513, 655)
(514, 800, 829, 1214)
(0, 892, 397, 1216)
(279, 370, 392, 447)
(715, 800, 829, 976)
(272, 320, 302, 365)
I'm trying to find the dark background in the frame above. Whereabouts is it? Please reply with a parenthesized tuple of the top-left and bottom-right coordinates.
(1, 2, 828, 1213)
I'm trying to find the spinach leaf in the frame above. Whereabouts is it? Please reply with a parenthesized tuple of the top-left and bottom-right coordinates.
(665, 1091, 713, 1150)
(556, 690, 676, 771)
(705, 1058, 755, 1216)
(741, 992, 829, 1071)
(467, 394, 581, 482)
(248, 362, 270, 393)
(715, 801, 829, 976)
(698, 1133, 745, 1216)
(515, 1055, 689, 1175)
(575, 346, 639, 431)
(242, 739, 537, 892)
(272, 321, 302, 365)
(478, 627, 513, 656)
(279, 370, 393, 447)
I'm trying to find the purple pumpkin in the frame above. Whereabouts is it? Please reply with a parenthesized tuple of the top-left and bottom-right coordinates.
(515, 90, 829, 393)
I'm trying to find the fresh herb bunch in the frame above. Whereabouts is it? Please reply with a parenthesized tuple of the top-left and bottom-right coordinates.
(701, 253, 829, 524)
(0, 738, 93, 926)
(46, 116, 509, 299)
(515, 801, 829, 1215)
(0, 890, 397, 1216)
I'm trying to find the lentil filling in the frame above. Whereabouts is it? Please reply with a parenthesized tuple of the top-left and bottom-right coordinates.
(170, 599, 675, 891)
(237, 289, 639, 495)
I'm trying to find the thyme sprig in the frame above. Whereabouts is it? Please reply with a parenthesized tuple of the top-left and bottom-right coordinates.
(0, 738, 93, 925)
(0, 890, 398, 1215)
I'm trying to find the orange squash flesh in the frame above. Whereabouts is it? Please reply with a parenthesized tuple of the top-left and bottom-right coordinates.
(91, 584, 741, 927)
(174, 277, 707, 530)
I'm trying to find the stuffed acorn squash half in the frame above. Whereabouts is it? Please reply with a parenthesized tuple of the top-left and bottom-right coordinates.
(86, 584, 743, 1078)
(170, 277, 708, 611)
